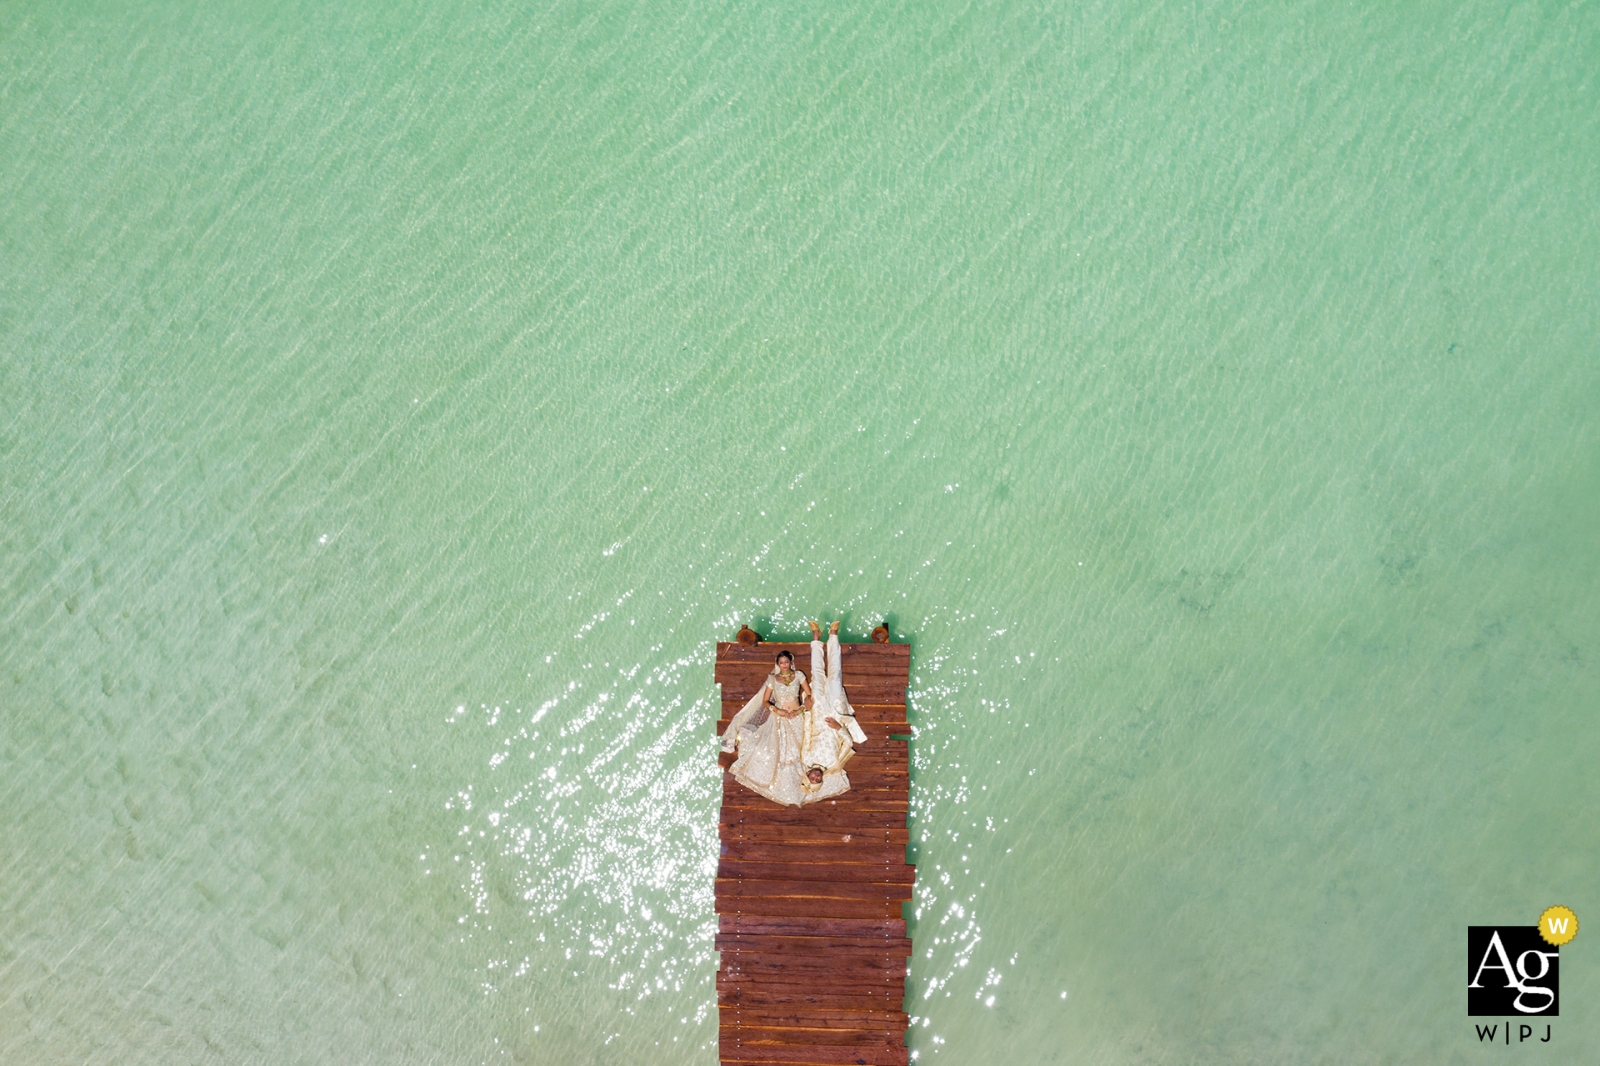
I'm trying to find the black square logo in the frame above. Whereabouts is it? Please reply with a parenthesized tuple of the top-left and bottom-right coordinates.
(1468, 927, 1559, 1016)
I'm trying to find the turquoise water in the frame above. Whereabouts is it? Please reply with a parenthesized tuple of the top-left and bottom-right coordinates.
(3, 1, 1597, 1062)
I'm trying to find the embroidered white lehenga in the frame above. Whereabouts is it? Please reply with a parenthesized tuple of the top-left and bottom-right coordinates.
(722, 633, 867, 807)
(723, 661, 813, 806)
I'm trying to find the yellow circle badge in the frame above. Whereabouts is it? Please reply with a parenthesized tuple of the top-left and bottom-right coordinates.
(1538, 905, 1578, 947)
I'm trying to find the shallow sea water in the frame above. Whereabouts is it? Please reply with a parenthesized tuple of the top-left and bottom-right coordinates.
(3, 1, 1598, 1062)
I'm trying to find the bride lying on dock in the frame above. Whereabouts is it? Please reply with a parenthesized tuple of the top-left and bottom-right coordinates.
(722, 622, 867, 806)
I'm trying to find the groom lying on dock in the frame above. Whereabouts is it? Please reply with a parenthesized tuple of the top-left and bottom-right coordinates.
(800, 620, 867, 801)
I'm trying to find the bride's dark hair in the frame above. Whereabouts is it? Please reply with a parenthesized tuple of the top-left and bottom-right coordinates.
(775, 650, 794, 667)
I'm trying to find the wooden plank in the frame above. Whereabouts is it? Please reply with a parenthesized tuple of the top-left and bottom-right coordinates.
(720, 946, 910, 962)
(718, 834, 907, 851)
(719, 840, 912, 860)
(830, 772, 907, 790)
(720, 956, 909, 979)
(719, 972, 907, 992)
(717, 963, 906, 982)
(724, 1040, 906, 1061)
(717, 984, 905, 1006)
(722, 1025, 906, 1048)
(846, 740, 908, 755)
(719, 983, 905, 1002)
(717, 973, 907, 997)
(716, 878, 914, 902)
(715, 934, 912, 955)
(716, 879, 913, 903)
(718, 1008, 909, 1029)
(719, 975, 907, 993)
(719, 1033, 909, 1058)
(719, 978, 906, 999)
(827, 760, 909, 776)
(839, 689, 910, 708)
(720, 962, 909, 986)
(718, 944, 911, 961)
(839, 739, 907, 752)
(720, 1043, 908, 1056)
(719, 1041, 909, 1065)
(718, 916, 905, 938)
(723, 1027, 905, 1050)
(839, 749, 909, 765)
(837, 749, 908, 763)
(719, 848, 910, 868)
(719, 841, 909, 863)
(718, 861, 913, 885)
(715, 896, 903, 919)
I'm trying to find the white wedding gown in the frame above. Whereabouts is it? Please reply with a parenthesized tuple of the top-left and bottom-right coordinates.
(722, 634, 867, 806)
(725, 666, 813, 806)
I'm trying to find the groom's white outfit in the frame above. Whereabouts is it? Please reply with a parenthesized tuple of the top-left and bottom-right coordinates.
(800, 632, 866, 802)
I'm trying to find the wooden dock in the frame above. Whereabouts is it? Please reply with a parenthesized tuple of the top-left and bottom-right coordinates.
(714, 638, 914, 1066)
